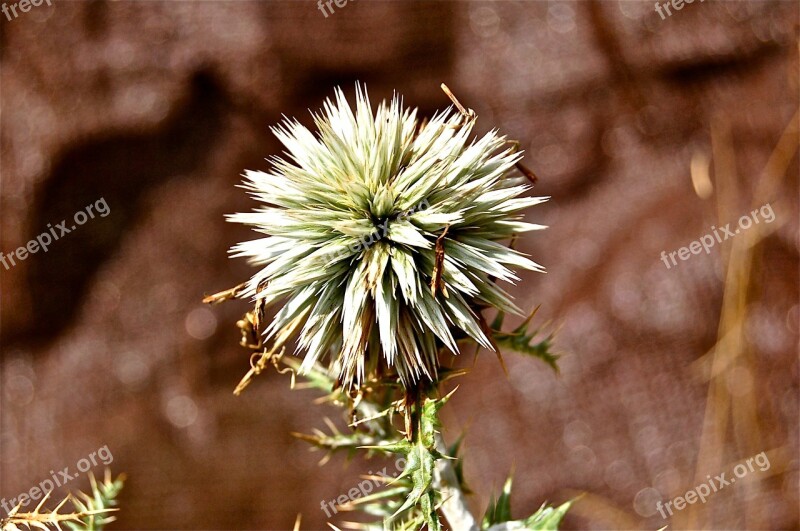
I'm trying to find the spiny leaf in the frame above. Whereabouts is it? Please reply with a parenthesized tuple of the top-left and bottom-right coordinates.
(520, 499, 572, 530)
(483, 474, 514, 526)
(65, 471, 125, 531)
(491, 308, 559, 372)
(1, 471, 123, 531)
(359, 394, 452, 531)
(481, 499, 573, 530)
(292, 425, 385, 462)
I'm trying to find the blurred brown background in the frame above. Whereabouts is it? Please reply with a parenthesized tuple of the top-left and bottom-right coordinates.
(1, 1, 798, 529)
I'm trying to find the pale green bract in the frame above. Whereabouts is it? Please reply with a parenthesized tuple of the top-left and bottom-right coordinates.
(228, 86, 547, 389)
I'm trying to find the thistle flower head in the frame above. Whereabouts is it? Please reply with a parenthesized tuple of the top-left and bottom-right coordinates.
(229, 86, 546, 390)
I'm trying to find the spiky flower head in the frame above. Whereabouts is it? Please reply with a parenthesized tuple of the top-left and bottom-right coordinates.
(229, 85, 546, 390)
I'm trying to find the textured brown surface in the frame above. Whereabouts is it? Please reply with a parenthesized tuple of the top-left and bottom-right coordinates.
(1, 1, 798, 530)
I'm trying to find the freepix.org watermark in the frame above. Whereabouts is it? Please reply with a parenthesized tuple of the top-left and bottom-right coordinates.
(660, 203, 774, 269)
(656, 451, 770, 519)
(654, 0, 704, 20)
(1, 0, 52, 22)
(320, 456, 406, 517)
(317, 0, 353, 18)
(0, 197, 110, 272)
(1, 445, 114, 515)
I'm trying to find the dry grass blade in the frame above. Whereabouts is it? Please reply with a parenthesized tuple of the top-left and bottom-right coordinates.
(202, 282, 247, 305)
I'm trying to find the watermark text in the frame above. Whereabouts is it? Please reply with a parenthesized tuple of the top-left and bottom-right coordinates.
(1, 445, 114, 515)
(656, 451, 770, 519)
(320, 456, 406, 517)
(660, 203, 774, 269)
(0, 197, 110, 272)
(2, 0, 52, 22)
